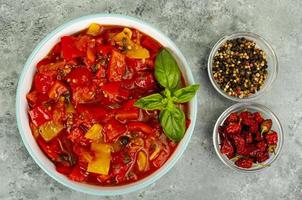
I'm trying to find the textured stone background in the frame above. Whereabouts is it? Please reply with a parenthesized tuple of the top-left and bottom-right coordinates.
(1, 0, 302, 199)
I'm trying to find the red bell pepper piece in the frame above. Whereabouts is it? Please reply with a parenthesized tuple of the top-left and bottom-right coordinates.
(265, 131, 278, 145)
(28, 105, 51, 126)
(76, 103, 108, 123)
(127, 122, 153, 135)
(235, 158, 253, 168)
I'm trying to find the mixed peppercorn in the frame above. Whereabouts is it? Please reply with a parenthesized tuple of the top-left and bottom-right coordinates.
(212, 37, 268, 98)
(219, 110, 278, 169)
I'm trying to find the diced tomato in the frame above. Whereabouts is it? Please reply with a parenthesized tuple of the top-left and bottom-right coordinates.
(96, 44, 113, 56)
(67, 127, 90, 146)
(28, 105, 51, 126)
(107, 50, 126, 82)
(37, 136, 61, 161)
(67, 67, 93, 87)
(69, 163, 88, 182)
(34, 73, 54, 94)
(140, 35, 161, 53)
(26, 91, 49, 107)
(134, 72, 156, 90)
(36, 58, 52, 69)
(61, 36, 84, 60)
(51, 42, 62, 55)
(71, 86, 96, 104)
(101, 82, 129, 102)
(127, 122, 153, 135)
(75, 35, 90, 52)
(125, 57, 154, 71)
(48, 81, 68, 100)
(55, 163, 73, 175)
(152, 151, 169, 168)
(104, 119, 127, 142)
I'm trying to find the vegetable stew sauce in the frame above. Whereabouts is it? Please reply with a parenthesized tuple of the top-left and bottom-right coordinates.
(27, 24, 189, 185)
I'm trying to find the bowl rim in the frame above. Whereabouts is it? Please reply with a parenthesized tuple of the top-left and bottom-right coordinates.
(207, 31, 278, 102)
(15, 14, 197, 195)
(212, 102, 284, 172)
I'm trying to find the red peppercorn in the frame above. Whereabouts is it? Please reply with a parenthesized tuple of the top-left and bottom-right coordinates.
(235, 158, 253, 168)
(265, 131, 278, 145)
(254, 131, 264, 142)
(254, 112, 264, 124)
(239, 111, 254, 121)
(249, 124, 259, 133)
(220, 139, 234, 158)
(256, 141, 267, 152)
(242, 118, 256, 127)
(226, 123, 241, 135)
(256, 151, 269, 163)
(225, 113, 238, 124)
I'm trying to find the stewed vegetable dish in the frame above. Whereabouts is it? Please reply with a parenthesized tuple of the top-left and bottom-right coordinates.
(27, 23, 199, 185)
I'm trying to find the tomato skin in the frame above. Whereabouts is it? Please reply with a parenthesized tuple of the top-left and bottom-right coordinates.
(76, 103, 108, 122)
(61, 36, 84, 60)
(127, 122, 153, 135)
(36, 58, 52, 69)
(126, 57, 154, 71)
(28, 106, 51, 126)
(101, 82, 129, 102)
(134, 72, 156, 90)
(104, 119, 127, 142)
(140, 35, 161, 54)
(34, 73, 54, 94)
(107, 50, 126, 82)
(67, 67, 93, 87)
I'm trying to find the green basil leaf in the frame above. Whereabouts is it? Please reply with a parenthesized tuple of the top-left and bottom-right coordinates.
(155, 49, 181, 90)
(173, 84, 200, 103)
(134, 93, 166, 110)
(159, 106, 186, 142)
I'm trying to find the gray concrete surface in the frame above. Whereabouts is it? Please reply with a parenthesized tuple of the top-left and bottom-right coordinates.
(1, 0, 302, 199)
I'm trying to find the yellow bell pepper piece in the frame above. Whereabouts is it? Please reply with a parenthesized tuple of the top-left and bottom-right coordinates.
(112, 28, 150, 59)
(126, 47, 150, 59)
(86, 23, 101, 36)
(87, 143, 111, 175)
(85, 123, 103, 140)
(38, 121, 63, 142)
(137, 151, 147, 171)
(66, 102, 75, 113)
(81, 150, 93, 163)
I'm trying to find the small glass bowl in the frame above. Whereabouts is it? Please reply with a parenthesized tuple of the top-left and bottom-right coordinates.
(207, 32, 278, 102)
(213, 103, 284, 172)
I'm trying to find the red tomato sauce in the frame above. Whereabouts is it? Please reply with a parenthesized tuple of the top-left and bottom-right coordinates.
(27, 24, 188, 186)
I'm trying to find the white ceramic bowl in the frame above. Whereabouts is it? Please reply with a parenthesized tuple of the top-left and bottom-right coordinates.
(16, 14, 197, 195)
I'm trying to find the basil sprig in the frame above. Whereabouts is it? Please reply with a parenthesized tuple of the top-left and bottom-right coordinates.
(134, 48, 199, 142)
